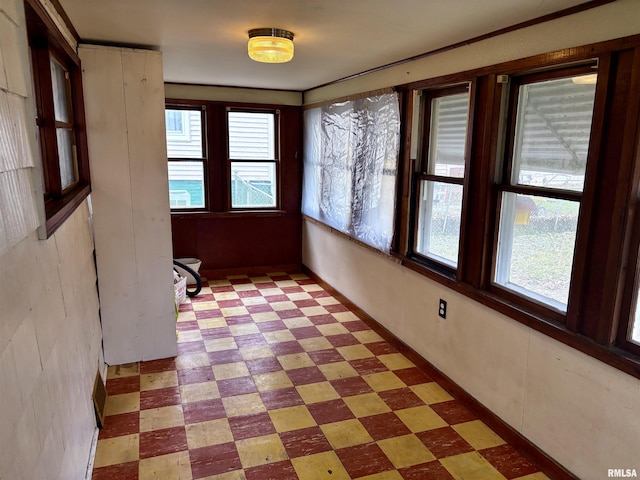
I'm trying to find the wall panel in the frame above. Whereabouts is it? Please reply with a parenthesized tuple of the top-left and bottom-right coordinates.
(81, 44, 176, 364)
(0, 1, 103, 478)
(170, 104, 302, 272)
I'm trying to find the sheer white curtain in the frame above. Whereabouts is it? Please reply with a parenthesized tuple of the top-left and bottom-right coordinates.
(302, 92, 400, 252)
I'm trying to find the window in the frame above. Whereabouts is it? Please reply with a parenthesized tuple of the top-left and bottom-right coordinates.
(617, 139, 640, 358)
(26, 0, 91, 234)
(228, 110, 278, 209)
(493, 69, 596, 313)
(165, 101, 290, 213)
(394, 38, 640, 377)
(301, 91, 401, 252)
(412, 86, 471, 270)
(49, 56, 77, 190)
(165, 107, 206, 210)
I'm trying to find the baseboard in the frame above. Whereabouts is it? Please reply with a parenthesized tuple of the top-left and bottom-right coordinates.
(302, 265, 578, 480)
(200, 263, 302, 279)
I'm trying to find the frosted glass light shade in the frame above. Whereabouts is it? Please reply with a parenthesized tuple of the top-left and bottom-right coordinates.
(248, 28, 294, 63)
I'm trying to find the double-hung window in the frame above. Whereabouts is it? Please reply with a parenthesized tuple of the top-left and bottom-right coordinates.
(27, 0, 90, 234)
(165, 106, 206, 210)
(227, 110, 278, 209)
(397, 41, 640, 376)
(492, 67, 597, 313)
(164, 104, 281, 212)
(412, 85, 471, 271)
(617, 77, 640, 357)
(41, 54, 77, 192)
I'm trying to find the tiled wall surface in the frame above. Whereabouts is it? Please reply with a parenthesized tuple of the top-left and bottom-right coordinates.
(0, 0, 38, 255)
(0, 0, 103, 478)
(0, 201, 103, 480)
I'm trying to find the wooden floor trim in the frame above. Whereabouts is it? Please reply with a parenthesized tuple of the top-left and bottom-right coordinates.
(200, 263, 302, 279)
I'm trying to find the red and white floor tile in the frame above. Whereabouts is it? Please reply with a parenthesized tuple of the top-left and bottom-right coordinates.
(92, 272, 549, 480)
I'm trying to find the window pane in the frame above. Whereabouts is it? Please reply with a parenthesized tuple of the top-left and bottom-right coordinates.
(511, 75, 596, 193)
(168, 161, 205, 208)
(428, 93, 469, 178)
(50, 57, 70, 123)
(228, 112, 275, 160)
(165, 109, 203, 158)
(231, 161, 276, 208)
(631, 290, 640, 344)
(495, 192, 579, 311)
(56, 128, 76, 189)
(415, 180, 462, 266)
(630, 260, 640, 346)
(165, 110, 183, 132)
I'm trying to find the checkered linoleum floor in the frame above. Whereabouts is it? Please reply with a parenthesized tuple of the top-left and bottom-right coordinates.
(92, 272, 549, 480)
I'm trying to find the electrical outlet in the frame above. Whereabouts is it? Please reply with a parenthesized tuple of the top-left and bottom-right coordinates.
(438, 299, 447, 319)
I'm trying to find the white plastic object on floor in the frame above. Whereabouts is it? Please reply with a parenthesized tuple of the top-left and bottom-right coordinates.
(174, 257, 202, 285)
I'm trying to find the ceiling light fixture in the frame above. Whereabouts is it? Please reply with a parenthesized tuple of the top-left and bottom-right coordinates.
(248, 28, 294, 63)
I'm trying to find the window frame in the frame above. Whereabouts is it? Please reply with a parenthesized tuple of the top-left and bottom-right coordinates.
(408, 84, 473, 275)
(165, 104, 208, 212)
(301, 91, 401, 252)
(226, 107, 280, 211)
(26, 0, 91, 236)
(165, 99, 288, 216)
(615, 48, 640, 358)
(487, 63, 598, 323)
(394, 36, 640, 379)
(618, 213, 640, 358)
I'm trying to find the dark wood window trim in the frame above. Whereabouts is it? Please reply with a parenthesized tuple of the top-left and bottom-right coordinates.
(393, 34, 640, 379)
(47, 0, 80, 43)
(487, 63, 598, 325)
(171, 210, 287, 220)
(406, 83, 473, 277)
(618, 211, 640, 358)
(226, 107, 281, 211)
(304, 214, 398, 262)
(166, 98, 293, 216)
(25, 0, 91, 236)
(165, 104, 208, 212)
(614, 47, 640, 357)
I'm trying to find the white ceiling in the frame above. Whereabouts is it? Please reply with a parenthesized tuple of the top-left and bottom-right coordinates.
(58, 0, 593, 92)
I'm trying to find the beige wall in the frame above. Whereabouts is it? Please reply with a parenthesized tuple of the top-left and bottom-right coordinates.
(302, 2, 640, 479)
(304, 222, 640, 479)
(165, 83, 302, 106)
(0, 2, 103, 479)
